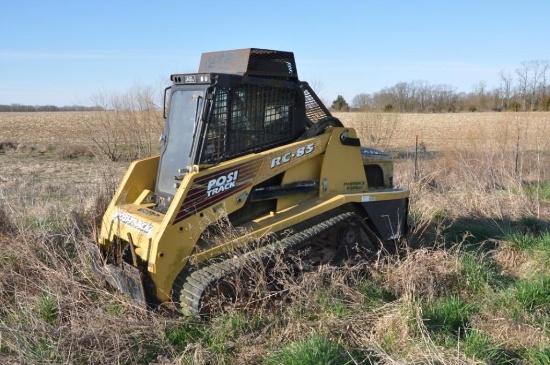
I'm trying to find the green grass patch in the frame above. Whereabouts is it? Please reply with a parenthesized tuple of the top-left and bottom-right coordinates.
(461, 329, 518, 364)
(0, 251, 18, 270)
(443, 218, 503, 248)
(519, 216, 549, 235)
(164, 319, 207, 352)
(523, 347, 550, 365)
(28, 338, 60, 363)
(314, 289, 353, 319)
(508, 231, 550, 253)
(291, 303, 320, 321)
(210, 312, 265, 338)
(525, 181, 550, 202)
(105, 302, 123, 316)
(460, 252, 512, 294)
(360, 280, 396, 306)
(0, 341, 13, 356)
(206, 312, 267, 358)
(22, 215, 66, 231)
(264, 333, 367, 365)
(37, 292, 59, 326)
(513, 276, 550, 314)
(422, 295, 477, 337)
(507, 231, 544, 251)
(505, 231, 550, 277)
(493, 274, 550, 322)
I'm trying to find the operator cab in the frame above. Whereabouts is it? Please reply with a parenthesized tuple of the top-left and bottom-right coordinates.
(154, 49, 309, 211)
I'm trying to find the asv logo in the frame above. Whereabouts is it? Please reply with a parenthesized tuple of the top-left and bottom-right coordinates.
(206, 170, 239, 197)
(114, 210, 154, 235)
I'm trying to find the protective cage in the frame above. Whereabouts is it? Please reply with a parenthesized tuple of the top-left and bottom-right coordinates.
(199, 81, 305, 164)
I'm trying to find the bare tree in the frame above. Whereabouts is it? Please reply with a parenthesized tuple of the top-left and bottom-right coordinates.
(351, 93, 371, 110)
(499, 70, 513, 109)
(394, 82, 413, 112)
(470, 81, 489, 111)
(528, 61, 546, 110)
(515, 60, 550, 110)
(533, 60, 550, 108)
(412, 80, 431, 112)
(516, 62, 530, 110)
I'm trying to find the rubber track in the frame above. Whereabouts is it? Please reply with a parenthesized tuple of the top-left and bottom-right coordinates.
(177, 211, 357, 316)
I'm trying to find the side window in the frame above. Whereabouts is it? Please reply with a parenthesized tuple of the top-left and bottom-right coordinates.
(200, 90, 228, 164)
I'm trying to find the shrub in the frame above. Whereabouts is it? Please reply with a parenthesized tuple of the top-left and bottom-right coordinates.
(540, 96, 550, 111)
(83, 85, 164, 161)
(0, 140, 18, 152)
(56, 144, 95, 159)
(508, 100, 522, 111)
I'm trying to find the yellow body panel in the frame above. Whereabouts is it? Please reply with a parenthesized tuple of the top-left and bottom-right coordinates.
(99, 156, 159, 251)
(320, 128, 368, 194)
(277, 155, 322, 211)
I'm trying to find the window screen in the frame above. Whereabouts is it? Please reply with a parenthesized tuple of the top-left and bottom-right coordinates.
(200, 83, 300, 164)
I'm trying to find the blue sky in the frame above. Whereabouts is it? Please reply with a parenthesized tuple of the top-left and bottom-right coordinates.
(1, 0, 549, 106)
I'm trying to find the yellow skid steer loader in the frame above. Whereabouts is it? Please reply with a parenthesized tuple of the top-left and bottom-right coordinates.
(94, 48, 409, 315)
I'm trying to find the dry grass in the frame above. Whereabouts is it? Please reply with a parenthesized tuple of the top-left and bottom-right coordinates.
(2, 111, 548, 153)
(471, 312, 549, 349)
(0, 112, 95, 147)
(372, 247, 463, 301)
(0, 111, 549, 364)
(0, 110, 163, 161)
(0, 220, 172, 363)
(336, 111, 550, 152)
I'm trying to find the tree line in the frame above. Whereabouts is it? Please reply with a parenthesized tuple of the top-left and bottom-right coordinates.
(332, 60, 550, 113)
(0, 104, 103, 112)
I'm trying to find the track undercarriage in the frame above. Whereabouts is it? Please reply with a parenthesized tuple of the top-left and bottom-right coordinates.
(173, 208, 381, 316)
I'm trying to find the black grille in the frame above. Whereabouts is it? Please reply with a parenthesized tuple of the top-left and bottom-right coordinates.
(245, 49, 297, 80)
(198, 48, 298, 80)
